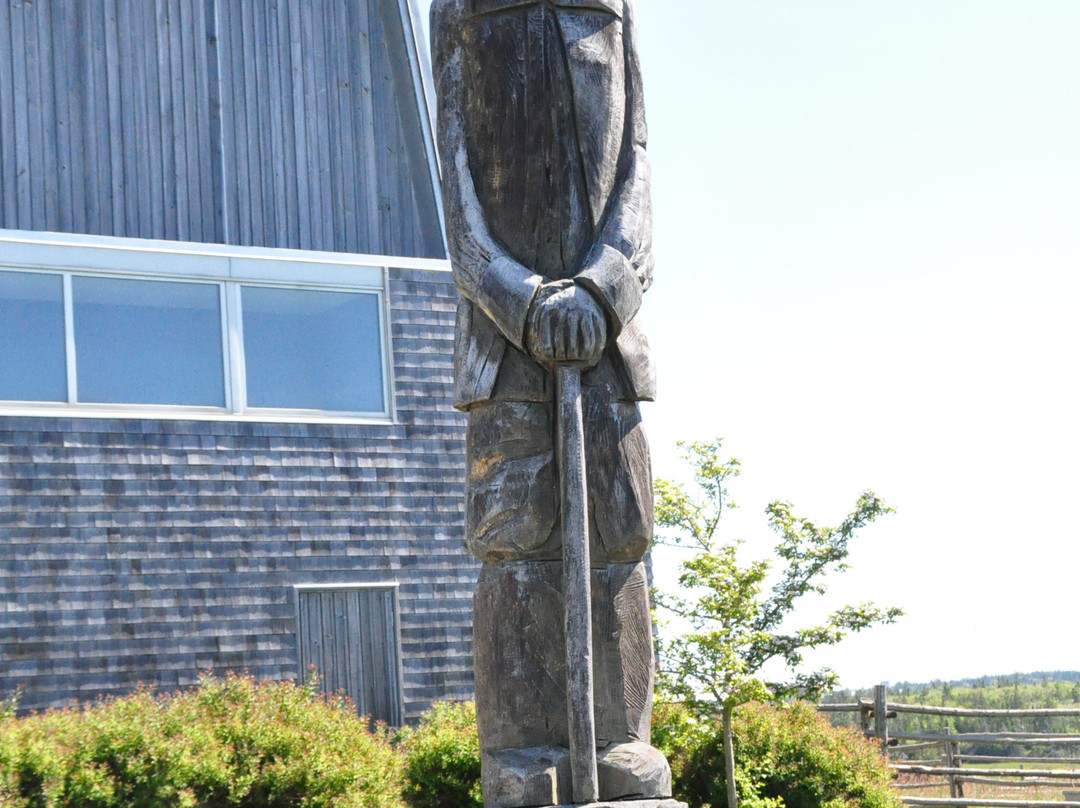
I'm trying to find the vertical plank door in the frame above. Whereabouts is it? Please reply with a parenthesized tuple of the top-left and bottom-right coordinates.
(296, 585, 404, 726)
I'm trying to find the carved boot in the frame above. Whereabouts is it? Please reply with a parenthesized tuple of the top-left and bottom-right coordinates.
(597, 742, 673, 802)
(473, 559, 672, 807)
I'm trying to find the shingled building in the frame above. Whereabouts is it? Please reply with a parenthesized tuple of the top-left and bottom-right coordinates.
(0, 0, 474, 725)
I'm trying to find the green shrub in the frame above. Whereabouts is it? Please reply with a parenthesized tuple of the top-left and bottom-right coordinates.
(398, 701, 482, 808)
(655, 700, 900, 808)
(0, 673, 404, 808)
(2, 682, 899, 808)
(652, 700, 709, 788)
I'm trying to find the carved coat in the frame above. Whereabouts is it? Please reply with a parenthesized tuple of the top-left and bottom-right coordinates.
(432, 0, 655, 410)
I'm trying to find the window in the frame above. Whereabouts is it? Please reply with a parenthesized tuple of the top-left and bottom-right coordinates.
(242, 287, 384, 413)
(0, 232, 397, 421)
(0, 271, 66, 402)
(73, 277, 226, 406)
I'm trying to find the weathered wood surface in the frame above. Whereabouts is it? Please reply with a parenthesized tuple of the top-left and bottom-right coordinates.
(895, 706, 1080, 718)
(0, 0, 443, 258)
(944, 726, 963, 799)
(949, 779, 1080, 789)
(0, 0, 216, 240)
(434, 0, 666, 803)
(820, 703, 1080, 719)
(896, 741, 951, 752)
(557, 366, 599, 804)
(895, 766, 1080, 781)
(958, 757, 1080, 766)
(897, 782, 958, 791)
(901, 800, 1080, 808)
(876, 684, 891, 753)
(0, 268, 472, 723)
(892, 733, 1080, 744)
(296, 586, 404, 725)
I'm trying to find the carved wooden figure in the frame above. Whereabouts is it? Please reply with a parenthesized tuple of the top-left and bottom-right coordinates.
(432, 1, 681, 805)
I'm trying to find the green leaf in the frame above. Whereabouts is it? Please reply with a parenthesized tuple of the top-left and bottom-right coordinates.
(653, 438, 902, 723)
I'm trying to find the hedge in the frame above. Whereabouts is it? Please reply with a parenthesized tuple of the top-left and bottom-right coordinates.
(2, 681, 900, 808)
(655, 700, 901, 808)
(0, 673, 404, 808)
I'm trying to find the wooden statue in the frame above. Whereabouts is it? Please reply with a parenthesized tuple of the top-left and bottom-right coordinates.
(432, 1, 682, 805)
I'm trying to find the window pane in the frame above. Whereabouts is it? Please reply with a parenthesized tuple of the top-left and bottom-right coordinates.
(0, 271, 67, 402)
(242, 287, 385, 412)
(73, 277, 225, 406)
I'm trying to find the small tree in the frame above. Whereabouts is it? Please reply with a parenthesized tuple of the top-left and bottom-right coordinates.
(653, 439, 903, 808)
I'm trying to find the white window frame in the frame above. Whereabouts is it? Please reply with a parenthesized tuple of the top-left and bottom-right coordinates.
(0, 229, 450, 424)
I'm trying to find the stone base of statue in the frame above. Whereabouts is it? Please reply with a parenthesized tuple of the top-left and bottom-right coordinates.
(544, 801, 688, 808)
(481, 740, 673, 808)
(475, 560, 672, 808)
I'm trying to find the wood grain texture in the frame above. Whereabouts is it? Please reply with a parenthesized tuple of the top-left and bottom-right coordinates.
(296, 586, 404, 725)
(0, 0, 215, 241)
(434, 0, 669, 803)
(556, 366, 598, 804)
(0, 0, 445, 259)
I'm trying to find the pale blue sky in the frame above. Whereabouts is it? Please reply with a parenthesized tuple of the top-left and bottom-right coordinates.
(420, 1, 1080, 687)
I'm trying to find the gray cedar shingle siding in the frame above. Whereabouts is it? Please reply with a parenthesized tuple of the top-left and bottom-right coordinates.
(0, 267, 475, 721)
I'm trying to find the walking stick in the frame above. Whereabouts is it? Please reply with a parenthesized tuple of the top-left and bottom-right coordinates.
(556, 363, 599, 804)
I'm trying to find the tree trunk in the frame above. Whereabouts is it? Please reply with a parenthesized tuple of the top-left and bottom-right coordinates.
(724, 703, 738, 808)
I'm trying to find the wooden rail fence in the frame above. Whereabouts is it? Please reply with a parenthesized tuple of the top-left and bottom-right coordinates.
(819, 684, 1080, 808)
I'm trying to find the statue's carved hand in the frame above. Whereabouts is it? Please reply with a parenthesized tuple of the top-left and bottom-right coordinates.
(526, 280, 608, 367)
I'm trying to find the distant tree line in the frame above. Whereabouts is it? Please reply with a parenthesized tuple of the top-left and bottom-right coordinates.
(823, 673, 1080, 758)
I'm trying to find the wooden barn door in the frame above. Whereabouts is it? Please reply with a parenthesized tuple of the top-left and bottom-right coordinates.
(295, 585, 404, 726)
